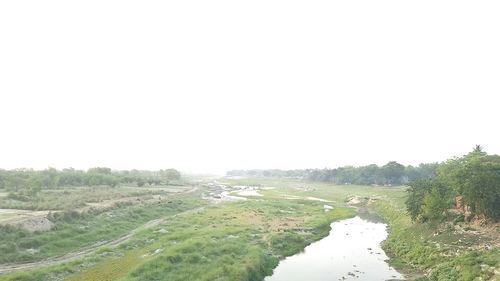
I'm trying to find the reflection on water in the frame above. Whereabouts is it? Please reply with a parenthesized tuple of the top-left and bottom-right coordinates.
(265, 215, 405, 281)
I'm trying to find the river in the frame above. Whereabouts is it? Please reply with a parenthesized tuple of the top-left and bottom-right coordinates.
(265, 213, 405, 281)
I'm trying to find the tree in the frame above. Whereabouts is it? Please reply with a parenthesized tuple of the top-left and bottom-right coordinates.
(473, 144, 485, 154)
(406, 146, 500, 222)
(406, 179, 431, 221)
(382, 161, 405, 185)
(164, 169, 181, 181)
(406, 178, 452, 222)
(0, 170, 6, 189)
(19, 173, 44, 197)
(136, 178, 145, 187)
(358, 164, 382, 185)
(42, 167, 59, 188)
(458, 154, 500, 220)
(88, 167, 112, 174)
(421, 181, 452, 222)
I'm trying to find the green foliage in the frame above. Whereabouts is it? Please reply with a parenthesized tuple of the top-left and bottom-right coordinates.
(428, 250, 499, 281)
(406, 179, 431, 221)
(227, 161, 437, 186)
(406, 146, 500, 221)
(163, 169, 181, 181)
(87, 167, 112, 174)
(407, 177, 455, 222)
(421, 186, 450, 222)
(136, 178, 145, 187)
(0, 167, 183, 196)
(382, 161, 406, 185)
(458, 154, 500, 220)
(270, 232, 307, 257)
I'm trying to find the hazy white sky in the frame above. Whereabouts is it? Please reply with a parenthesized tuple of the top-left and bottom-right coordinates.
(1, 1, 499, 174)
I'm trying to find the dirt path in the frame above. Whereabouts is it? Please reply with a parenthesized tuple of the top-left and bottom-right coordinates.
(0, 207, 204, 274)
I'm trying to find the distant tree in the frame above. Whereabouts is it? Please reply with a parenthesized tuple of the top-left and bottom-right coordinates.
(88, 167, 112, 174)
(164, 169, 181, 181)
(102, 174, 119, 187)
(0, 167, 182, 190)
(136, 178, 145, 187)
(358, 164, 382, 185)
(473, 144, 485, 154)
(0, 170, 6, 189)
(228, 162, 438, 186)
(382, 161, 405, 185)
(42, 167, 59, 188)
(86, 174, 102, 186)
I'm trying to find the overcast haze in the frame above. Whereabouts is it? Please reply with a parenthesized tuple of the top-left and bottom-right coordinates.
(1, 1, 499, 174)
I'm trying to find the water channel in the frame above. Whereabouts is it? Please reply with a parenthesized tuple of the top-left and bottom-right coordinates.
(265, 212, 405, 281)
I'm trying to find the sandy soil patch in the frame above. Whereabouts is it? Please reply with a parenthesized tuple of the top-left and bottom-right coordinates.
(0, 209, 54, 232)
(346, 195, 382, 206)
(346, 196, 364, 205)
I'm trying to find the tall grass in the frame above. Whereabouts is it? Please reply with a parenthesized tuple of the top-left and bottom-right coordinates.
(64, 199, 354, 281)
(0, 199, 201, 263)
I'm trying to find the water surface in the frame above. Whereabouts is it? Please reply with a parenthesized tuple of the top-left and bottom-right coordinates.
(265, 215, 404, 281)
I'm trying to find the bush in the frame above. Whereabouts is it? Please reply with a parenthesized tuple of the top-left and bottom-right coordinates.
(421, 188, 450, 222)
(270, 232, 306, 257)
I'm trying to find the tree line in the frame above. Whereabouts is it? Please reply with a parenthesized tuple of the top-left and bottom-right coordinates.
(227, 161, 438, 185)
(0, 167, 182, 196)
(406, 146, 500, 222)
(228, 147, 499, 222)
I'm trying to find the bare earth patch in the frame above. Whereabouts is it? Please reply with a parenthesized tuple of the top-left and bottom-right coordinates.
(454, 221, 500, 249)
(0, 209, 54, 232)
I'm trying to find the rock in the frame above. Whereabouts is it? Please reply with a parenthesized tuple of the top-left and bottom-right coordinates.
(14, 217, 54, 232)
(347, 196, 362, 205)
(156, 228, 168, 234)
(25, 248, 39, 255)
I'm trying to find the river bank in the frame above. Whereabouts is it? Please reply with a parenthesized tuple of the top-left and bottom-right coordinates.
(265, 214, 404, 281)
(371, 199, 499, 280)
